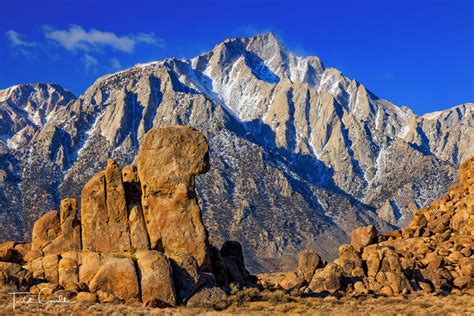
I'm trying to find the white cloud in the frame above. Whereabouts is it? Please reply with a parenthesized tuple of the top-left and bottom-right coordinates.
(5, 30, 36, 47)
(4, 30, 39, 56)
(110, 58, 122, 71)
(82, 54, 98, 73)
(136, 33, 164, 47)
(43, 25, 163, 53)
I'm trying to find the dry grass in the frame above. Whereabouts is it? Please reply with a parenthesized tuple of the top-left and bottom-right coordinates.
(0, 292, 472, 315)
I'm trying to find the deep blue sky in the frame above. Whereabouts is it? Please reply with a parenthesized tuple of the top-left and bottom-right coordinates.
(0, 0, 472, 114)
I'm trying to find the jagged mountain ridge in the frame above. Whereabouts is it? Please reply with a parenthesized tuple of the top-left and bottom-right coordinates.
(0, 83, 76, 149)
(0, 33, 472, 272)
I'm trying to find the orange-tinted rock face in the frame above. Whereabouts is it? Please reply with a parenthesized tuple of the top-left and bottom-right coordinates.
(81, 171, 109, 251)
(459, 158, 474, 185)
(30, 198, 81, 256)
(350, 225, 378, 252)
(59, 198, 81, 245)
(42, 198, 81, 255)
(104, 160, 131, 252)
(88, 255, 140, 302)
(135, 250, 177, 307)
(135, 126, 211, 269)
(31, 211, 60, 252)
(81, 160, 131, 252)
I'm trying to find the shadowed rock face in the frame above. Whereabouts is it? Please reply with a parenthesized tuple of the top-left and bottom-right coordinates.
(1, 126, 254, 306)
(122, 164, 150, 250)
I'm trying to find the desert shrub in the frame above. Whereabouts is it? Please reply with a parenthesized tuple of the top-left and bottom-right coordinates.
(230, 283, 240, 295)
(230, 286, 261, 304)
(267, 290, 290, 303)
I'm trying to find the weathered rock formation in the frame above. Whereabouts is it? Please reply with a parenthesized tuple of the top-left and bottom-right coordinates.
(0, 126, 254, 305)
(279, 157, 474, 295)
(135, 126, 211, 268)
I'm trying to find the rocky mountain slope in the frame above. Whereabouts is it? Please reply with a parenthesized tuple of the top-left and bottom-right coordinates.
(0, 84, 76, 240)
(0, 33, 472, 272)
